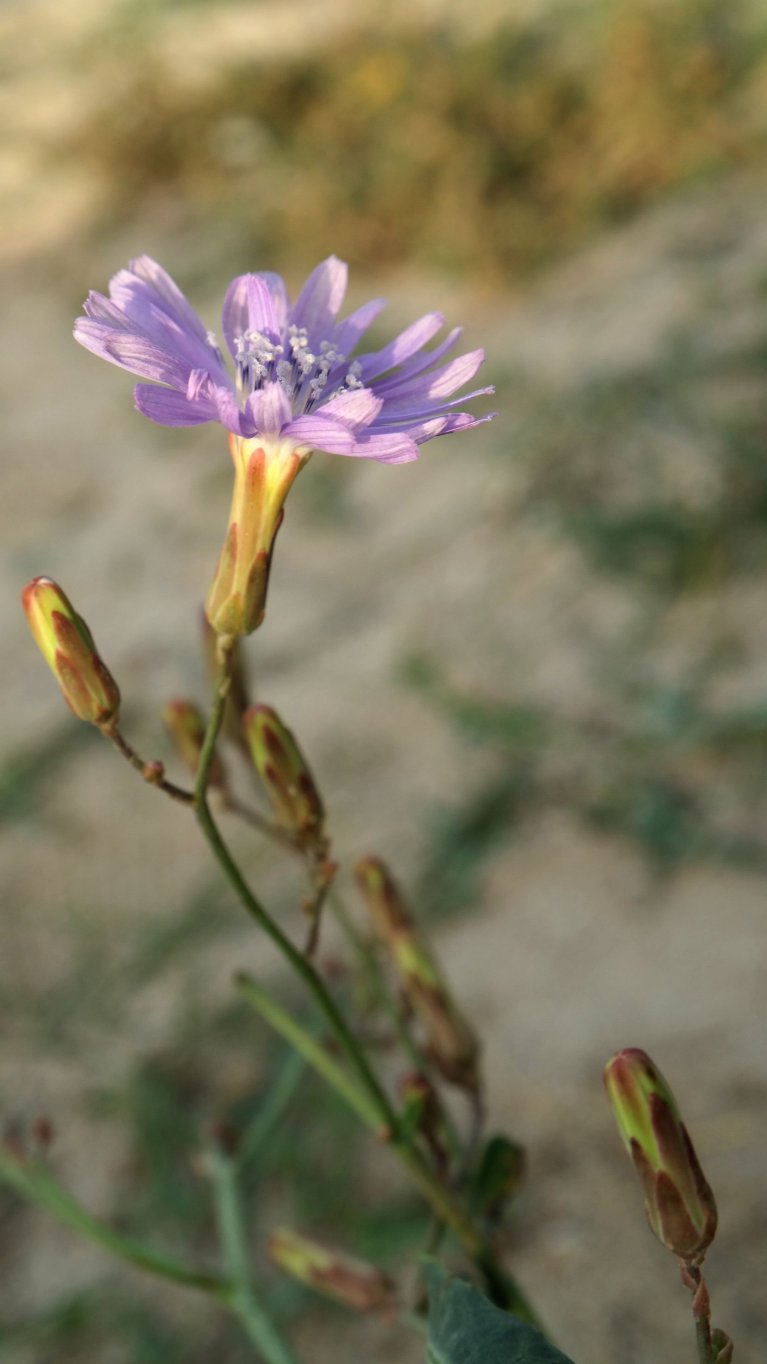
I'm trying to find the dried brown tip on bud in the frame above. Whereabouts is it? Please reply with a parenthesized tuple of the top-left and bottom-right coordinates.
(21, 577, 121, 726)
(355, 857, 480, 1092)
(162, 699, 227, 789)
(243, 705, 325, 846)
(268, 1228, 396, 1315)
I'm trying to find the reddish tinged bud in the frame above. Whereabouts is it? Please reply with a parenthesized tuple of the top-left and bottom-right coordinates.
(206, 435, 309, 637)
(355, 857, 480, 1092)
(243, 704, 324, 844)
(268, 1228, 396, 1315)
(21, 577, 120, 727)
(604, 1048, 718, 1262)
(162, 699, 227, 789)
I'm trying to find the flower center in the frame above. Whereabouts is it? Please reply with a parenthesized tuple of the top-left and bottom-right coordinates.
(233, 324, 365, 412)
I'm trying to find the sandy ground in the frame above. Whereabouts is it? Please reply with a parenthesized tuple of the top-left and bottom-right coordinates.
(2, 166, 767, 1361)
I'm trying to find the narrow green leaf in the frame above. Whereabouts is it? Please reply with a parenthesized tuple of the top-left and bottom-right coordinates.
(426, 1264, 575, 1364)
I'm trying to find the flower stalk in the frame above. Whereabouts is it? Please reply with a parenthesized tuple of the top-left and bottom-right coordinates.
(193, 643, 539, 1327)
(0, 1138, 224, 1297)
(207, 1145, 303, 1364)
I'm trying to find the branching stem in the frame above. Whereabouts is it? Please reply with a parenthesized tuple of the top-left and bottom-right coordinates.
(193, 640, 540, 1329)
(104, 725, 193, 804)
(208, 1147, 303, 1364)
(0, 1147, 223, 1296)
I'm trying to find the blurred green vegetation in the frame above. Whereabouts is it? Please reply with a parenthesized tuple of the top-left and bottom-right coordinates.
(65, 0, 767, 279)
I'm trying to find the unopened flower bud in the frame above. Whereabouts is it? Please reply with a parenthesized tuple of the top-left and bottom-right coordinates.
(268, 1228, 395, 1314)
(21, 577, 120, 727)
(206, 435, 309, 637)
(355, 857, 480, 1092)
(243, 704, 324, 844)
(604, 1048, 717, 1262)
(162, 699, 227, 789)
(199, 609, 251, 747)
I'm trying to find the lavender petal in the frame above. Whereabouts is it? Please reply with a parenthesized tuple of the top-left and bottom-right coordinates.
(290, 256, 348, 343)
(332, 299, 387, 357)
(356, 313, 445, 381)
(247, 381, 293, 437)
(134, 383, 217, 426)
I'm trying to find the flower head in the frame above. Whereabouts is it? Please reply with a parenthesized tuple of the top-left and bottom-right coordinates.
(74, 255, 494, 464)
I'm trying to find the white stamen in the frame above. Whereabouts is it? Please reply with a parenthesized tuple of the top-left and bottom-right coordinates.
(232, 321, 359, 413)
(340, 360, 364, 392)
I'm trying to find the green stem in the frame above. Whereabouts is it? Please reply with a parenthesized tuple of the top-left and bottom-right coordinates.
(208, 1148, 302, 1364)
(695, 1316, 715, 1364)
(328, 889, 464, 1158)
(195, 645, 540, 1329)
(236, 1048, 307, 1174)
(681, 1263, 716, 1364)
(105, 726, 194, 805)
(0, 1150, 224, 1296)
(194, 633, 234, 806)
(199, 796, 394, 1108)
(237, 975, 382, 1129)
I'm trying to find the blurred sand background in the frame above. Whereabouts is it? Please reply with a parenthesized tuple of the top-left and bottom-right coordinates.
(2, 1, 767, 1360)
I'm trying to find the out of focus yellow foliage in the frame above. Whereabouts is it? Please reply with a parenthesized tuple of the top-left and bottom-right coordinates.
(58, 0, 767, 280)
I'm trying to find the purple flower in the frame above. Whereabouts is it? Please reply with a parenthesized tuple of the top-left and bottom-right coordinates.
(74, 255, 494, 465)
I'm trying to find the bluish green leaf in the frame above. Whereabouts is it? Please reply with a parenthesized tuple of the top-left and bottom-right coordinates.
(426, 1264, 576, 1364)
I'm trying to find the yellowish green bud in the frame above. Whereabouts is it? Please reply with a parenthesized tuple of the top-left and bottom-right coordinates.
(604, 1048, 717, 1262)
(205, 434, 309, 637)
(268, 1228, 395, 1314)
(355, 857, 480, 1092)
(243, 704, 324, 844)
(21, 577, 120, 727)
(162, 699, 227, 789)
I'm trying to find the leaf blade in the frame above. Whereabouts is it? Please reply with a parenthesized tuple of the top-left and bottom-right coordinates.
(426, 1264, 576, 1364)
